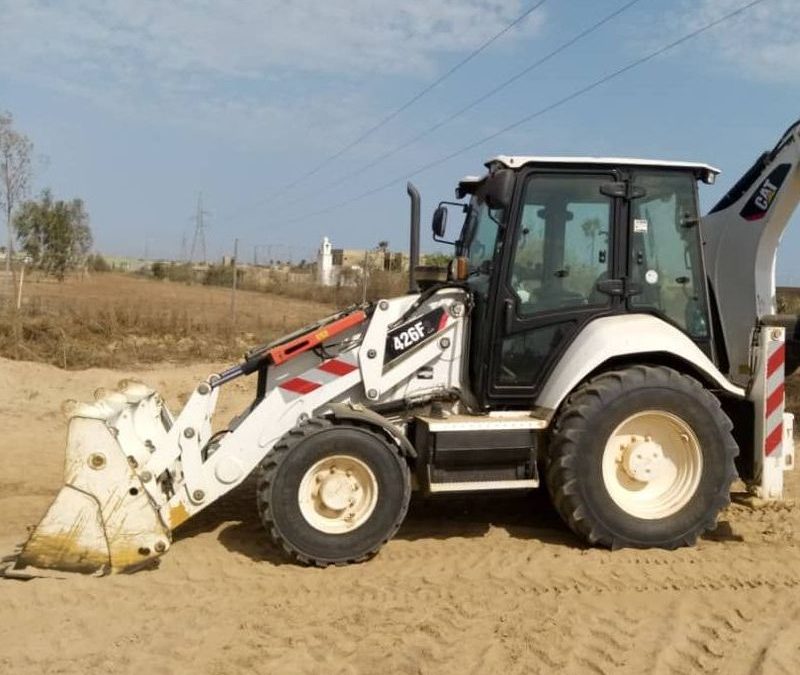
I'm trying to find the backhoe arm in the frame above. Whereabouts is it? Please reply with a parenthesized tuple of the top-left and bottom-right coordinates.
(702, 118, 800, 386)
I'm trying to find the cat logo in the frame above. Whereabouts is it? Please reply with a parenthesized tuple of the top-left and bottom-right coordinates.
(740, 164, 791, 221)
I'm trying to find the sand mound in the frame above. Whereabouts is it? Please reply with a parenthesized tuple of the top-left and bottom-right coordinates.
(2, 357, 799, 674)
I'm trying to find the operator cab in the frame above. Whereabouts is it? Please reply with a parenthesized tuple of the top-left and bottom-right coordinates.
(433, 155, 720, 408)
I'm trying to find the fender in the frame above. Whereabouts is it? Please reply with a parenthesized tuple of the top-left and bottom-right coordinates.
(323, 402, 417, 458)
(534, 314, 745, 415)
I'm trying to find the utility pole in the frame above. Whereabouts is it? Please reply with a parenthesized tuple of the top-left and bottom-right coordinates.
(189, 192, 210, 263)
(361, 249, 369, 303)
(230, 237, 239, 325)
(180, 232, 187, 262)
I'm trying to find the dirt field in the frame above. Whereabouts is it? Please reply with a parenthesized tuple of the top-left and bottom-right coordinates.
(2, 356, 800, 674)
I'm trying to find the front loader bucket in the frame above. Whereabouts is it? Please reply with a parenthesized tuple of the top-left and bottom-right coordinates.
(6, 386, 172, 578)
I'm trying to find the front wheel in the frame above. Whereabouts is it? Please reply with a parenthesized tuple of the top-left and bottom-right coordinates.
(545, 366, 738, 549)
(256, 418, 411, 566)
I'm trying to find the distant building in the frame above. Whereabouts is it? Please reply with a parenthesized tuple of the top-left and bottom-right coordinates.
(318, 237, 333, 286)
(103, 256, 151, 273)
(317, 237, 408, 286)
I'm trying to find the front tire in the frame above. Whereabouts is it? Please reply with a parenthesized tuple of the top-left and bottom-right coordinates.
(545, 366, 738, 549)
(256, 418, 411, 566)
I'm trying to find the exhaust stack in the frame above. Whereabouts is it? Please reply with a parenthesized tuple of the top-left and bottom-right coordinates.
(407, 182, 420, 294)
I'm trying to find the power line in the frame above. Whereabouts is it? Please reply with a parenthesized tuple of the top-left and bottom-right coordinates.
(282, 0, 643, 208)
(282, 0, 768, 227)
(217, 0, 548, 226)
(287, 0, 548, 179)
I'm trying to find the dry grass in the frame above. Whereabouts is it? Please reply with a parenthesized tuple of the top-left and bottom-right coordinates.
(0, 273, 336, 369)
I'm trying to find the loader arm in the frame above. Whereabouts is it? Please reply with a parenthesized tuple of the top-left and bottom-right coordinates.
(150, 291, 465, 530)
(7, 290, 467, 576)
(702, 118, 800, 386)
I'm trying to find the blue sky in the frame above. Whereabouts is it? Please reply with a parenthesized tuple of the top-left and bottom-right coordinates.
(1, 0, 799, 280)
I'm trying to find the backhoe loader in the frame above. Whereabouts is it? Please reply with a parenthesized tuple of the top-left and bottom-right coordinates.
(5, 118, 800, 576)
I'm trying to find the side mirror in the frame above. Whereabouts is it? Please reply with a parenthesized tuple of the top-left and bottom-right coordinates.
(485, 169, 515, 210)
(432, 205, 448, 239)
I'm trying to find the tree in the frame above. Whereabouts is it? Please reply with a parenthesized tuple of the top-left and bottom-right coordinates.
(0, 112, 33, 272)
(423, 252, 451, 267)
(151, 261, 167, 279)
(14, 190, 93, 279)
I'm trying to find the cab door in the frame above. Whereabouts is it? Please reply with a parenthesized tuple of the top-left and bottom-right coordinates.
(487, 170, 622, 403)
(625, 170, 713, 356)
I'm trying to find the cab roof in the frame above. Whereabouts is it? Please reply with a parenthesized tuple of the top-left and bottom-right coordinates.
(487, 155, 721, 176)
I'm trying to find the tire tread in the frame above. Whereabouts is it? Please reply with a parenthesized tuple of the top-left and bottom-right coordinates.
(545, 365, 739, 549)
(255, 417, 411, 567)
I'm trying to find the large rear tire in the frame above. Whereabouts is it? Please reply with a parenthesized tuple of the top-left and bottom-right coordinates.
(545, 366, 738, 549)
(256, 418, 411, 566)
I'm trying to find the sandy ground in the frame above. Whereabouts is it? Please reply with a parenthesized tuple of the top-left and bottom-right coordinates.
(2, 357, 800, 674)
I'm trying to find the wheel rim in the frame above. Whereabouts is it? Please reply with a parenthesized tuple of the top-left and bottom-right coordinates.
(601, 410, 703, 520)
(298, 454, 379, 534)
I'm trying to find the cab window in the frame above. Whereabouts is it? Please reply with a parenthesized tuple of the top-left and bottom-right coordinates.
(628, 172, 709, 338)
(509, 174, 613, 314)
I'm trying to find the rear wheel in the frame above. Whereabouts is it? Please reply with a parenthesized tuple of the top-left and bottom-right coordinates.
(256, 418, 411, 566)
(545, 366, 738, 549)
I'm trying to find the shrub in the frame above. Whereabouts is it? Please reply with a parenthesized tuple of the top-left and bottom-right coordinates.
(87, 253, 111, 272)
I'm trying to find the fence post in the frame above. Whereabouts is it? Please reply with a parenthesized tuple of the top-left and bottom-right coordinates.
(16, 264, 24, 310)
(230, 238, 239, 325)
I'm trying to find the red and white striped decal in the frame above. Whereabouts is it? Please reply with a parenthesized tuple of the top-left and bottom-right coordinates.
(278, 356, 359, 398)
(764, 341, 785, 457)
